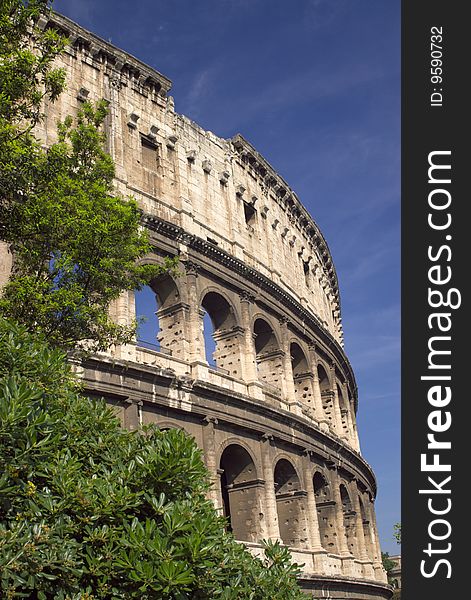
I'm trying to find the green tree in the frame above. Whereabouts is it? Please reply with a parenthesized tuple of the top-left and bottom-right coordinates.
(381, 552, 396, 576)
(0, 318, 307, 599)
(393, 522, 401, 545)
(1, 1, 172, 352)
(0, 0, 66, 139)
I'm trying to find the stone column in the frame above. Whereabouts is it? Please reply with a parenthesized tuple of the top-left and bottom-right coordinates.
(239, 292, 264, 400)
(202, 416, 222, 510)
(110, 290, 136, 361)
(302, 452, 324, 552)
(260, 434, 281, 541)
(279, 318, 301, 415)
(123, 398, 141, 431)
(156, 302, 192, 361)
(330, 363, 344, 438)
(107, 76, 126, 181)
(239, 292, 258, 382)
(340, 382, 354, 443)
(212, 326, 245, 379)
(349, 399, 361, 452)
(351, 482, 368, 561)
(329, 466, 355, 577)
(308, 345, 329, 431)
(351, 481, 375, 578)
(329, 467, 351, 557)
(184, 261, 205, 364)
(365, 493, 387, 581)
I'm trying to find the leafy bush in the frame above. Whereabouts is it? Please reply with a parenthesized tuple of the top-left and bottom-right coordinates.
(0, 318, 307, 599)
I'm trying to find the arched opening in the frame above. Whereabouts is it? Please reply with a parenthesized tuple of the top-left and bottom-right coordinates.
(136, 274, 185, 358)
(340, 484, 356, 556)
(135, 284, 160, 349)
(318, 364, 334, 428)
(313, 471, 337, 553)
(202, 292, 242, 377)
(291, 342, 313, 412)
(203, 311, 217, 367)
(135, 274, 183, 356)
(219, 444, 262, 542)
(274, 459, 308, 548)
(254, 318, 283, 392)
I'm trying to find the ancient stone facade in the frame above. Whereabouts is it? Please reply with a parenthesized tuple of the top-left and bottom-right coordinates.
(1, 13, 392, 599)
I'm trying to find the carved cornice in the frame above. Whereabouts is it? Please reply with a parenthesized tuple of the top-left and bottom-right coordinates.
(231, 133, 340, 308)
(44, 13, 172, 99)
(143, 212, 358, 410)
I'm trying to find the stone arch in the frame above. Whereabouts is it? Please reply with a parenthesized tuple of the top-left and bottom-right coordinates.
(199, 285, 241, 322)
(155, 420, 189, 433)
(318, 362, 335, 428)
(201, 290, 243, 377)
(290, 342, 314, 411)
(219, 444, 263, 542)
(217, 436, 261, 474)
(135, 272, 185, 357)
(313, 470, 339, 553)
(274, 458, 309, 548)
(253, 317, 284, 391)
(340, 483, 356, 556)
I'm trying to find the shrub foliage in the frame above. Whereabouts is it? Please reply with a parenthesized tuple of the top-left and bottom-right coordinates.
(0, 319, 307, 599)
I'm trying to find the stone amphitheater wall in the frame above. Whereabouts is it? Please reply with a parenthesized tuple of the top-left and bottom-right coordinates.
(0, 12, 392, 599)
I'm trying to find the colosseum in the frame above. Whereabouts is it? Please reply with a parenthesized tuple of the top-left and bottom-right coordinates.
(1, 12, 392, 600)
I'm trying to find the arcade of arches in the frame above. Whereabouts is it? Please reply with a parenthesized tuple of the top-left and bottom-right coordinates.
(216, 445, 382, 578)
(134, 270, 360, 452)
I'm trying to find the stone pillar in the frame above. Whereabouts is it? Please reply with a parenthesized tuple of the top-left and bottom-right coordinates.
(110, 290, 136, 360)
(107, 76, 126, 181)
(260, 434, 281, 541)
(239, 292, 264, 400)
(330, 363, 344, 438)
(184, 261, 205, 364)
(349, 399, 361, 452)
(328, 466, 355, 577)
(340, 382, 354, 443)
(365, 493, 387, 581)
(351, 483, 368, 560)
(279, 318, 302, 415)
(156, 302, 192, 361)
(294, 373, 316, 419)
(212, 326, 245, 379)
(351, 481, 375, 579)
(123, 398, 141, 431)
(239, 292, 258, 382)
(302, 452, 324, 552)
(202, 416, 222, 510)
(330, 467, 350, 557)
(308, 345, 329, 431)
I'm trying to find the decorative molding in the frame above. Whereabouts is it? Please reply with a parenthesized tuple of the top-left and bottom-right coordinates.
(231, 133, 341, 308)
(45, 13, 172, 98)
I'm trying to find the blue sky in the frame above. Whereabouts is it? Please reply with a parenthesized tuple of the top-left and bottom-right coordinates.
(54, 0, 401, 554)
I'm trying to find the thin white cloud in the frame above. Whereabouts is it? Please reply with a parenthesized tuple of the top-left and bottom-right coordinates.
(233, 62, 383, 128)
